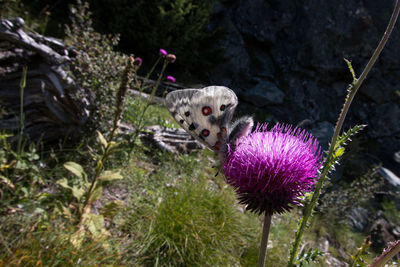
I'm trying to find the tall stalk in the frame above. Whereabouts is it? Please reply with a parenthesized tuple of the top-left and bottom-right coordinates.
(80, 57, 133, 219)
(17, 66, 27, 155)
(258, 214, 272, 267)
(128, 59, 170, 155)
(288, 1, 400, 265)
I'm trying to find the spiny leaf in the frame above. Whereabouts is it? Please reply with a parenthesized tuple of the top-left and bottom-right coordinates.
(334, 124, 367, 151)
(324, 124, 366, 175)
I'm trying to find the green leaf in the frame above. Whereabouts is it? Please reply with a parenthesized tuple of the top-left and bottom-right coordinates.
(88, 185, 103, 203)
(334, 147, 345, 158)
(57, 178, 72, 190)
(97, 130, 108, 149)
(98, 170, 123, 181)
(0, 175, 15, 190)
(84, 213, 105, 236)
(63, 161, 86, 179)
(72, 186, 85, 202)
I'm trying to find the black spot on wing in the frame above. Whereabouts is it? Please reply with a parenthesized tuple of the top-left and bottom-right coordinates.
(184, 111, 190, 117)
(208, 115, 217, 124)
(189, 123, 198, 131)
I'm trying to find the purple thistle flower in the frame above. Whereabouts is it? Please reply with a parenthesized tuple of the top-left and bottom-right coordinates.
(166, 75, 176, 83)
(223, 123, 322, 215)
(134, 57, 143, 66)
(159, 48, 168, 57)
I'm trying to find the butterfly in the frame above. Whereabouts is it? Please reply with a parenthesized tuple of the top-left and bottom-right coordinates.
(165, 86, 254, 154)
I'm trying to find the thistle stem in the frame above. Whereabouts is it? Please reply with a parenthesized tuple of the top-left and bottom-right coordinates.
(258, 213, 272, 267)
(288, 1, 400, 265)
(369, 239, 400, 267)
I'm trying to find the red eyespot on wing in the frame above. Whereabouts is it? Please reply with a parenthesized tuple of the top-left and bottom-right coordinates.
(221, 127, 227, 134)
(202, 106, 212, 116)
(220, 105, 226, 111)
(201, 129, 210, 137)
(213, 141, 222, 151)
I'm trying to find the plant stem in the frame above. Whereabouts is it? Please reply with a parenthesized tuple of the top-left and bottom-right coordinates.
(350, 237, 371, 267)
(369, 239, 400, 267)
(144, 56, 161, 82)
(258, 213, 272, 267)
(128, 60, 169, 155)
(287, 1, 400, 265)
(80, 57, 133, 219)
(17, 66, 27, 155)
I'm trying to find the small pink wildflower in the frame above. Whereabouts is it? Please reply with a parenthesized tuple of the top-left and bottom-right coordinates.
(166, 75, 176, 83)
(134, 57, 143, 66)
(159, 48, 168, 57)
(166, 54, 176, 63)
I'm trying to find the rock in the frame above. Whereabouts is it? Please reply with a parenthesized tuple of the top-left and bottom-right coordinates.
(368, 211, 400, 252)
(369, 103, 400, 138)
(309, 121, 335, 152)
(346, 206, 371, 231)
(395, 151, 400, 164)
(209, 0, 400, 179)
(242, 80, 284, 107)
(379, 167, 400, 189)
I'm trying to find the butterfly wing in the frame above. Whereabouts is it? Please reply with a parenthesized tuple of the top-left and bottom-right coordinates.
(165, 86, 238, 152)
(165, 88, 200, 134)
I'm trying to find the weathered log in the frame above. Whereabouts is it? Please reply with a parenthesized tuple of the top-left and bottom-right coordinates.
(0, 18, 87, 144)
(140, 125, 204, 154)
(0, 17, 198, 152)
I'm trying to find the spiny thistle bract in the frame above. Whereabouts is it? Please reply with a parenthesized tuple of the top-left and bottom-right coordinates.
(223, 124, 323, 215)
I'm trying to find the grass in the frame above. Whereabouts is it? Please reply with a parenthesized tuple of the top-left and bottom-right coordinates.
(0, 95, 385, 266)
(0, 76, 385, 266)
(0, 2, 393, 265)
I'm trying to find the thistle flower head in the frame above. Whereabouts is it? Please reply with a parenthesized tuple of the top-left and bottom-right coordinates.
(134, 57, 143, 66)
(159, 48, 168, 57)
(166, 54, 176, 63)
(223, 124, 322, 215)
(166, 75, 176, 83)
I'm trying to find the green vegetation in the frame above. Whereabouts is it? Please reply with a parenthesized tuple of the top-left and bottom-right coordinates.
(90, 0, 220, 80)
(8, 0, 221, 81)
(1, 1, 398, 266)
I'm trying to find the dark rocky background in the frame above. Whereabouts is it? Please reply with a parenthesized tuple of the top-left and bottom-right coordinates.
(4, 0, 400, 181)
(207, 0, 400, 181)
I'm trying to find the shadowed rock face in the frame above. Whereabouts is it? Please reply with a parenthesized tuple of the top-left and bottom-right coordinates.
(208, 0, 400, 178)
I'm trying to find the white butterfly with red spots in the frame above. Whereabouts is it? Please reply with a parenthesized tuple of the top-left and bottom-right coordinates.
(165, 86, 253, 154)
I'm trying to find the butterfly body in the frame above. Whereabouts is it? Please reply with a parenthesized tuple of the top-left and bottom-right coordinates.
(165, 86, 253, 154)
